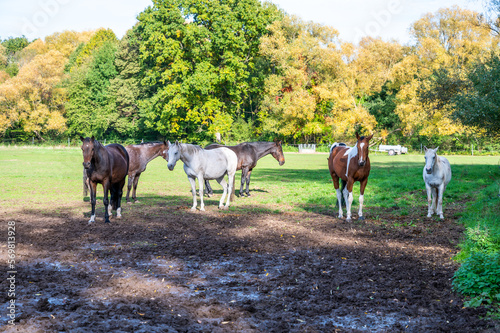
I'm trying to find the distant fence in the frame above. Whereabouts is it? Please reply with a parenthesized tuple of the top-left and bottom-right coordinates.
(1, 138, 499, 156)
(298, 144, 316, 153)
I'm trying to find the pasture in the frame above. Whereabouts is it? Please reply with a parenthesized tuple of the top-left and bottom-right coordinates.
(1, 147, 499, 332)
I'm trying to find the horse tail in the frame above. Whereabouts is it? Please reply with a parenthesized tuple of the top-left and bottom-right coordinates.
(340, 179, 347, 206)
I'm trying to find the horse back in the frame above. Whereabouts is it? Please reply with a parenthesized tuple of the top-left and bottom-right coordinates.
(106, 144, 129, 182)
(328, 146, 370, 182)
(439, 156, 452, 185)
(125, 145, 142, 175)
(328, 146, 349, 180)
(205, 143, 247, 170)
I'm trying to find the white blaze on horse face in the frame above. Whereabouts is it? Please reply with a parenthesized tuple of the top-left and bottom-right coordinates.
(358, 142, 365, 164)
(343, 145, 358, 177)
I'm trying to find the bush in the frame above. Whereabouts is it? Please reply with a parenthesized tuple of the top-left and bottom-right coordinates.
(453, 251, 500, 308)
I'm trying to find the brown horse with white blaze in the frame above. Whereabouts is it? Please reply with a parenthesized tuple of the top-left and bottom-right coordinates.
(328, 133, 373, 221)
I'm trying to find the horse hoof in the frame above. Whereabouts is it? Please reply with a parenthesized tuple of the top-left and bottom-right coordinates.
(358, 216, 365, 221)
(200, 207, 205, 212)
(105, 220, 111, 224)
(346, 217, 352, 222)
(190, 207, 196, 211)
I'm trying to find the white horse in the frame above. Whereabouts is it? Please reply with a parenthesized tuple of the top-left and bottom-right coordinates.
(167, 141, 237, 211)
(423, 147, 452, 219)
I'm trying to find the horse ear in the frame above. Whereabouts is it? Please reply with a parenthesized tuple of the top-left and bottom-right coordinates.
(356, 132, 360, 140)
(80, 136, 85, 142)
(435, 146, 439, 152)
(424, 146, 428, 152)
(91, 136, 95, 142)
(175, 140, 179, 145)
(367, 134, 374, 140)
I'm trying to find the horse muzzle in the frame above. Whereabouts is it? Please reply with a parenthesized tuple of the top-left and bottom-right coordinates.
(358, 161, 366, 167)
(167, 163, 175, 171)
(83, 162, 91, 169)
(426, 168, 432, 174)
(279, 160, 285, 166)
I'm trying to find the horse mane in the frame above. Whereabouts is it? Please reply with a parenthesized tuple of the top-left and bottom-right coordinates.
(181, 143, 203, 154)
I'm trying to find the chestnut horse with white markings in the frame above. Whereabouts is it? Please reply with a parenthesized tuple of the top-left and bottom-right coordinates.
(125, 141, 169, 203)
(328, 133, 373, 221)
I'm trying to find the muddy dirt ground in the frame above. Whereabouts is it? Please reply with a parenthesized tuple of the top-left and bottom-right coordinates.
(1, 196, 498, 332)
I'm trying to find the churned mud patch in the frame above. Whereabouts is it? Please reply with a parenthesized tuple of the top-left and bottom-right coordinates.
(0, 200, 497, 332)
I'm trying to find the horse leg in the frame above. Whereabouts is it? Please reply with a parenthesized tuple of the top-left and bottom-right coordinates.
(245, 169, 253, 196)
(198, 176, 205, 211)
(431, 187, 438, 215)
(332, 176, 343, 218)
(217, 176, 228, 209)
(116, 180, 125, 219)
(103, 181, 111, 223)
(205, 180, 213, 197)
(345, 180, 355, 221)
(126, 174, 134, 204)
(88, 181, 97, 224)
(437, 183, 445, 219)
(425, 184, 433, 217)
(239, 167, 248, 197)
(132, 173, 141, 202)
(425, 183, 432, 217)
(188, 177, 198, 211)
(83, 169, 89, 197)
(358, 178, 368, 220)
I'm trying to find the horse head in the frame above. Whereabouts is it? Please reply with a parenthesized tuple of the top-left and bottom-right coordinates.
(160, 140, 169, 162)
(80, 136, 97, 169)
(424, 146, 439, 174)
(167, 141, 180, 171)
(272, 140, 285, 166)
(355, 133, 373, 167)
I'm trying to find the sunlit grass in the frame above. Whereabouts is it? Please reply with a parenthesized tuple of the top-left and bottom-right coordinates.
(1, 147, 498, 220)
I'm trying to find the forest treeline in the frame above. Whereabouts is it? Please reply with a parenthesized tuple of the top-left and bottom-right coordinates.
(1, 0, 500, 150)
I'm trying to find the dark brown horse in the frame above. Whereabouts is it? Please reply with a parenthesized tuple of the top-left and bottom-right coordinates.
(328, 133, 373, 221)
(204, 141, 285, 197)
(125, 141, 169, 203)
(81, 136, 129, 223)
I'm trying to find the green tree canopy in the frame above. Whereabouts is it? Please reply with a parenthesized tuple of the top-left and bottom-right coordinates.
(135, 0, 280, 141)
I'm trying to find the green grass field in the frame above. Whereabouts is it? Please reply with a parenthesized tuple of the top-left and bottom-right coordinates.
(1, 147, 498, 216)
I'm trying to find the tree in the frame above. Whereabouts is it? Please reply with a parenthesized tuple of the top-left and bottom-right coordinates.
(452, 53, 500, 134)
(0, 50, 67, 138)
(65, 40, 119, 137)
(259, 16, 380, 141)
(135, 0, 280, 141)
(394, 6, 494, 136)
